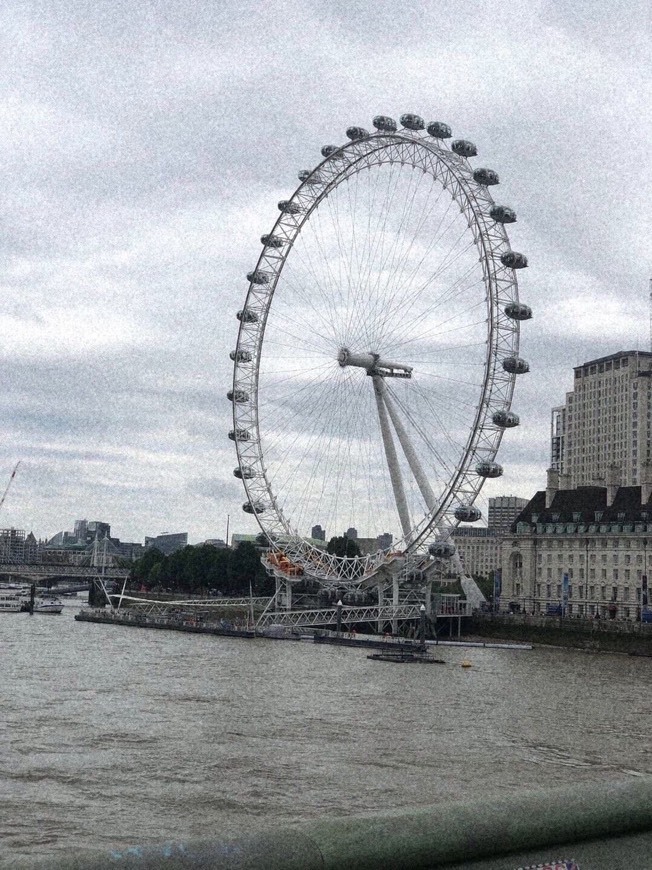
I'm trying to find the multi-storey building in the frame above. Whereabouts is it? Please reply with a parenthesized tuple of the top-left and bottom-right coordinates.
(551, 350, 652, 487)
(487, 496, 528, 536)
(145, 532, 188, 555)
(0, 529, 38, 562)
(452, 497, 527, 579)
(550, 406, 565, 471)
(454, 527, 501, 579)
(501, 468, 652, 618)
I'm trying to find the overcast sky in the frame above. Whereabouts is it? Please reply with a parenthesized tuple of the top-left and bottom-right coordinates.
(1, 0, 651, 544)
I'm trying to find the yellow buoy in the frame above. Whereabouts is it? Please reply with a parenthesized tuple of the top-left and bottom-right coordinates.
(461, 659, 472, 668)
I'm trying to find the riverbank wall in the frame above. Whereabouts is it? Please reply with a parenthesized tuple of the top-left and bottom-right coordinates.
(466, 613, 652, 655)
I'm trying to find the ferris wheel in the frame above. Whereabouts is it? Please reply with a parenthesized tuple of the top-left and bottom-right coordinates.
(229, 113, 531, 583)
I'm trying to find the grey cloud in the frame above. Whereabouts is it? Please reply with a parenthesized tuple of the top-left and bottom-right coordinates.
(1, 0, 650, 541)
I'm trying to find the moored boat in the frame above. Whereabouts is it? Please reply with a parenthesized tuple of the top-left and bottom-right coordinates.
(31, 596, 64, 614)
(0, 586, 30, 612)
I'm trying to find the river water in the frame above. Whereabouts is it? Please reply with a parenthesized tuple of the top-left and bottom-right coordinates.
(1, 601, 651, 866)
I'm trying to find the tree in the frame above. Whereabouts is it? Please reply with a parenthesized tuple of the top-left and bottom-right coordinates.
(228, 541, 267, 595)
(127, 540, 272, 597)
(130, 547, 165, 588)
(327, 536, 361, 558)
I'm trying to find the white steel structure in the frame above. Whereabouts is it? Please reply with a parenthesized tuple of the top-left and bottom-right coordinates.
(229, 113, 531, 585)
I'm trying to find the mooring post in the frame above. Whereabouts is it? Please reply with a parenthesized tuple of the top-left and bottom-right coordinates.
(336, 599, 342, 634)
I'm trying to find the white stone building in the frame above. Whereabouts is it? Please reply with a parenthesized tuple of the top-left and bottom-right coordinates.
(500, 469, 652, 619)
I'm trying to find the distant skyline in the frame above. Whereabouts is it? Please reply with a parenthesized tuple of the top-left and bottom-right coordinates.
(2, 0, 651, 541)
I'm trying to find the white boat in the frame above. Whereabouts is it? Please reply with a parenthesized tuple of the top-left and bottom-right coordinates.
(0, 586, 30, 612)
(31, 596, 64, 615)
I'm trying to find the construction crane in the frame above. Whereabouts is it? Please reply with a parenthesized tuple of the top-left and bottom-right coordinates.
(0, 461, 21, 513)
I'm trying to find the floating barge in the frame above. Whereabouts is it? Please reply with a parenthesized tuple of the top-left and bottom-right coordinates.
(368, 651, 446, 664)
(314, 629, 425, 651)
(75, 608, 256, 639)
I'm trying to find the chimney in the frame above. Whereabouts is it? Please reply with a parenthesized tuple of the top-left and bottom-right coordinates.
(606, 463, 621, 507)
(559, 473, 572, 491)
(545, 468, 559, 509)
(641, 461, 652, 504)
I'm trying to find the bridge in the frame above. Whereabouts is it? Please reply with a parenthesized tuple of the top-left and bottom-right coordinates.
(0, 563, 130, 580)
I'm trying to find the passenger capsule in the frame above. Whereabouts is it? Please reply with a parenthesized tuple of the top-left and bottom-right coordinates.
(233, 465, 255, 479)
(228, 428, 251, 442)
(426, 121, 452, 139)
(492, 410, 520, 428)
(476, 460, 503, 478)
(230, 349, 252, 363)
(400, 113, 425, 131)
(372, 115, 397, 132)
(346, 126, 369, 141)
(473, 168, 500, 186)
(490, 205, 517, 224)
(501, 251, 528, 269)
(504, 302, 532, 321)
(261, 234, 284, 248)
(227, 389, 249, 404)
(502, 356, 530, 375)
(321, 145, 343, 158)
(246, 270, 270, 285)
(429, 540, 456, 558)
(243, 500, 266, 515)
(451, 140, 477, 157)
(278, 200, 303, 215)
(454, 505, 482, 523)
(237, 309, 258, 323)
(298, 169, 323, 185)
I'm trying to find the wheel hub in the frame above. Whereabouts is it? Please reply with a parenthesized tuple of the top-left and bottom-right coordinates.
(338, 347, 413, 379)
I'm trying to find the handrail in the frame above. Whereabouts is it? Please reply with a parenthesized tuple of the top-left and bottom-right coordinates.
(31, 777, 652, 869)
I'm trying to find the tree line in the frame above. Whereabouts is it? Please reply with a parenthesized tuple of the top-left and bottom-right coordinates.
(129, 542, 273, 596)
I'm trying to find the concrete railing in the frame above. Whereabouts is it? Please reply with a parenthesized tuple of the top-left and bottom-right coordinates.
(27, 778, 652, 869)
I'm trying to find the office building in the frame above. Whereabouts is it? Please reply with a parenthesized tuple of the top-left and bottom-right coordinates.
(145, 532, 188, 555)
(551, 350, 652, 488)
(487, 496, 529, 536)
(452, 497, 527, 579)
(454, 527, 500, 579)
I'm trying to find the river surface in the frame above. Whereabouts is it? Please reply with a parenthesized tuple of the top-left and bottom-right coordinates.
(1, 601, 651, 866)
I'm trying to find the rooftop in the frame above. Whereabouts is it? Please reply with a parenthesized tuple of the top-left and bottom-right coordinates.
(513, 485, 652, 530)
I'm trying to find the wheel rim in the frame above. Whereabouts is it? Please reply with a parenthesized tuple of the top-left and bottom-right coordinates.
(231, 124, 526, 582)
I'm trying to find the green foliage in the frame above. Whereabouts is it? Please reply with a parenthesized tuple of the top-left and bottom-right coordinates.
(326, 536, 362, 558)
(129, 547, 165, 583)
(129, 542, 273, 597)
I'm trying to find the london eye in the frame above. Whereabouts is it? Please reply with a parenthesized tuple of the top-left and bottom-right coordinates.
(229, 113, 531, 586)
